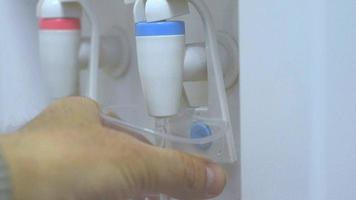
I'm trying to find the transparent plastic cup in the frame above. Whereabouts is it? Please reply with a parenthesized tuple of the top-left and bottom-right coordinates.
(101, 105, 233, 163)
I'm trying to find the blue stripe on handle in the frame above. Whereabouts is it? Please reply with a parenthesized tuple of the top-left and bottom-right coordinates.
(136, 21, 185, 36)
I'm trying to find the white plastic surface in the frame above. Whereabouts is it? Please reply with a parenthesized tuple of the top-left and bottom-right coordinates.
(182, 34, 239, 107)
(37, 0, 82, 18)
(39, 30, 81, 99)
(184, 36, 239, 86)
(78, 29, 131, 78)
(183, 81, 208, 107)
(133, 0, 190, 22)
(184, 43, 207, 81)
(136, 35, 185, 117)
(183, 44, 208, 107)
(145, 0, 190, 22)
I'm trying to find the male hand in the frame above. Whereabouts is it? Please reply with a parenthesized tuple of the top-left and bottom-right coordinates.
(0, 97, 226, 200)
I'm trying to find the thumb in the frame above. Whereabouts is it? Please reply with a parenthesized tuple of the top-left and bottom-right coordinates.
(142, 147, 226, 199)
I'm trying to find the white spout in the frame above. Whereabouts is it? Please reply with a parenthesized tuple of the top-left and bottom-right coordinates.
(136, 21, 185, 117)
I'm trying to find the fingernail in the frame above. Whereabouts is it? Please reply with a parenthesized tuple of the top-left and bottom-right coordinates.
(205, 164, 226, 198)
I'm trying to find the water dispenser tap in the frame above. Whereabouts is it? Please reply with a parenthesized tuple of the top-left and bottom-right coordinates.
(101, 0, 239, 163)
(136, 21, 186, 117)
(37, 0, 83, 100)
(37, 0, 100, 100)
(132, 0, 190, 117)
(38, 0, 131, 101)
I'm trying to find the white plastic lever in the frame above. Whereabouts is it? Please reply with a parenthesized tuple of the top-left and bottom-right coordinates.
(133, 0, 189, 22)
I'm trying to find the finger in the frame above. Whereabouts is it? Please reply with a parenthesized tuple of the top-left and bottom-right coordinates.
(133, 194, 160, 200)
(141, 147, 226, 200)
(21, 97, 101, 132)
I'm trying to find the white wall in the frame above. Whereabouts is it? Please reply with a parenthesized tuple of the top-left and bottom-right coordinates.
(239, 0, 356, 200)
(323, 1, 356, 199)
(0, 0, 49, 133)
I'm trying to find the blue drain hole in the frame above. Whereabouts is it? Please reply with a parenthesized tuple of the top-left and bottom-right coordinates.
(190, 121, 213, 150)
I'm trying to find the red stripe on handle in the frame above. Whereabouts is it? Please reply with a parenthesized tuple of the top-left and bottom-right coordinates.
(39, 18, 81, 30)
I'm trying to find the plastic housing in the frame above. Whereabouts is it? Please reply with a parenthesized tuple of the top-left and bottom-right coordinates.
(39, 28, 81, 99)
(136, 35, 185, 117)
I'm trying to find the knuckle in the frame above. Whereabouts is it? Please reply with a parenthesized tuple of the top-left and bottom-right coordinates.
(176, 152, 207, 192)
